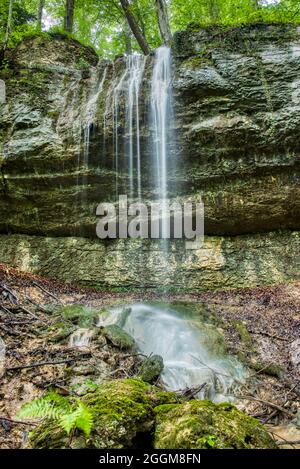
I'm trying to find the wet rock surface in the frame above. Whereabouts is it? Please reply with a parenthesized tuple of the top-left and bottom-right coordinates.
(0, 25, 299, 291)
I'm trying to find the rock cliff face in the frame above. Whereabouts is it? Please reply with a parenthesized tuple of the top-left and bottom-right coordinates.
(0, 25, 299, 291)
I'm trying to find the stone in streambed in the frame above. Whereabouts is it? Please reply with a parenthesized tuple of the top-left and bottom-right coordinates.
(138, 355, 164, 383)
(102, 325, 135, 350)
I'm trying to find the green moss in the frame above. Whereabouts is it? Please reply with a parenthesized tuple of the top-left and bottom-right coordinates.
(47, 321, 75, 343)
(154, 400, 277, 449)
(250, 361, 284, 378)
(232, 320, 253, 348)
(27, 379, 179, 449)
(102, 324, 135, 350)
(181, 56, 213, 69)
(57, 304, 99, 327)
(138, 355, 164, 383)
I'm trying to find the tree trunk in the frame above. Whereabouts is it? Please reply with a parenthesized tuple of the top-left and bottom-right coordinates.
(155, 0, 172, 46)
(64, 0, 75, 33)
(37, 0, 45, 30)
(119, 0, 151, 55)
(124, 19, 132, 55)
(3, 0, 13, 50)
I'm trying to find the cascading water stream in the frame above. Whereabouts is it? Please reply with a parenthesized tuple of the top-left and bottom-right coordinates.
(98, 304, 246, 402)
(93, 48, 246, 401)
(77, 65, 107, 222)
(69, 328, 94, 348)
(110, 54, 145, 199)
(126, 54, 145, 200)
(83, 67, 107, 165)
(151, 47, 172, 238)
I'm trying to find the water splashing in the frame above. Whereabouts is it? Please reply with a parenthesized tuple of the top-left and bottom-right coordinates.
(69, 328, 94, 348)
(98, 303, 246, 402)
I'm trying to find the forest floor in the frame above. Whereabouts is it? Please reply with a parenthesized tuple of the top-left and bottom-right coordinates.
(0, 263, 299, 449)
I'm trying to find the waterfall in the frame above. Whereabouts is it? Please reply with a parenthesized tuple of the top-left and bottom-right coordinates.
(69, 328, 94, 348)
(76, 66, 107, 224)
(151, 47, 172, 238)
(98, 304, 246, 402)
(126, 54, 145, 200)
(83, 66, 107, 167)
(110, 54, 145, 199)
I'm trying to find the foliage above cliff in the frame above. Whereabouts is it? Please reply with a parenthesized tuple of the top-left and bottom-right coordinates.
(0, 0, 300, 58)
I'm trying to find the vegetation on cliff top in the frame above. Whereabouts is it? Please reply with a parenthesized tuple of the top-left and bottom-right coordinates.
(1, 0, 300, 59)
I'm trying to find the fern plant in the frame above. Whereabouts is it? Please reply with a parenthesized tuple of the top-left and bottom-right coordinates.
(17, 391, 94, 437)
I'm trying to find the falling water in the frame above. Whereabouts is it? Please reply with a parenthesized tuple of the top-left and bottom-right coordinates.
(151, 47, 172, 238)
(110, 54, 145, 199)
(98, 304, 246, 402)
(83, 66, 107, 167)
(95, 48, 246, 401)
(126, 54, 145, 199)
(69, 328, 94, 348)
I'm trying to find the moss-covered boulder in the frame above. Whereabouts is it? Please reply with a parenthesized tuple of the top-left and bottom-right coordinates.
(27, 379, 178, 449)
(154, 400, 277, 449)
(58, 304, 99, 328)
(102, 325, 135, 350)
(47, 321, 76, 343)
(138, 355, 164, 383)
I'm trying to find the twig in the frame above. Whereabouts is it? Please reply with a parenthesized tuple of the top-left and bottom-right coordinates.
(0, 304, 14, 315)
(6, 356, 89, 371)
(25, 296, 50, 314)
(0, 283, 18, 303)
(190, 354, 244, 385)
(0, 416, 37, 427)
(0, 324, 22, 336)
(236, 395, 294, 417)
(32, 281, 63, 304)
(248, 328, 290, 342)
(277, 440, 300, 446)
(177, 383, 207, 399)
(18, 305, 40, 321)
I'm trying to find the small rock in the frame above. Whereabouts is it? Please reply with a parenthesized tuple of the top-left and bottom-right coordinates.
(102, 325, 135, 350)
(138, 355, 164, 383)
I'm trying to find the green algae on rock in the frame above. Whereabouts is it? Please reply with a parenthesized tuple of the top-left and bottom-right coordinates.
(27, 379, 178, 449)
(102, 324, 135, 350)
(138, 355, 164, 383)
(154, 400, 277, 449)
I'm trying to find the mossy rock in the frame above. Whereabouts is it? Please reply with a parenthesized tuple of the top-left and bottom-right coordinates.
(154, 400, 277, 449)
(27, 379, 179, 449)
(102, 325, 135, 350)
(57, 304, 99, 328)
(47, 321, 75, 343)
(232, 320, 253, 348)
(138, 355, 164, 383)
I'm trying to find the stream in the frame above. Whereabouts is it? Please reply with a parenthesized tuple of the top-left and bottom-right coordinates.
(97, 302, 246, 402)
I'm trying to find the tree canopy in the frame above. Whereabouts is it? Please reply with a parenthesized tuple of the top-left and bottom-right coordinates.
(0, 0, 300, 58)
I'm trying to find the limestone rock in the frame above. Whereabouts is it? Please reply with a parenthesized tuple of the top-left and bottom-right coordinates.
(102, 325, 135, 350)
(154, 400, 277, 449)
(138, 355, 164, 383)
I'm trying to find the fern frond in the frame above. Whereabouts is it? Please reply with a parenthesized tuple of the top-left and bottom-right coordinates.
(73, 401, 94, 436)
(17, 392, 94, 437)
